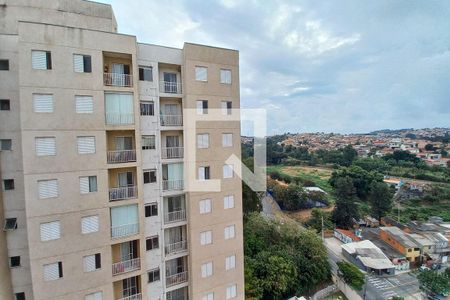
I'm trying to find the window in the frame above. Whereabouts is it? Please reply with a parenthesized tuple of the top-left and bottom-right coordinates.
(40, 221, 60, 241)
(143, 169, 157, 184)
(3, 179, 14, 190)
(200, 230, 212, 245)
(146, 236, 159, 251)
(38, 179, 58, 199)
(222, 133, 233, 147)
(10, 256, 20, 268)
(226, 284, 237, 299)
(83, 253, 101, 272)
(199, 199, 212, 214)
(196, 100, 208, 115)
(73, 54, 92, 73)
(195, 66, 208, 81)
(15, 292, 26, 300)
(0, 139, 11, 151)
(225, 255, 236, 270)
(221, 101, 232, 115)
(201, 261, 213, 278)
(79, 176, 97, 194)
(197, 133, 209, 149)
(105, 93, 134, 125)
(198, 166, 210, 180)
(145, 203, 158, 217)
(224, 225, 235, 239)
(43, 262, 62, 281)
(223, 164, 234, 178)
(0, 99, 10, 111)
(0, 59, 9, 70)
(35, 137, 56, 156)
(139, 66, 153, 81)
(148, 268, 160, 283)
(4, 218, 17, 230)
(110, 204, 139, 238)
(142, 135, 155, 150)
(77, 136, 96, 154)
(81, 215, 99, 234)
(85, 291, 102, 300)
(32, 50, 51, 70)
(220, 69, 232, 84)
(75, 95, 93, 113)
(203, 293, 214, 300)
(33, 94, 53, 113)
(224, 195, 235, 209)
(140, 101, 154, 116)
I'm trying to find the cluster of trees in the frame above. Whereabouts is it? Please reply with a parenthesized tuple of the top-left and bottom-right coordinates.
(417, 269, 450, 297)
(336, 261, 364, 290)
(244, 213, 331, 299)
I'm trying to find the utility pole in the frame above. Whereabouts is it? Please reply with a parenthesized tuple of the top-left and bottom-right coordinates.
(321, 215, 324, 241)
(397, 202, 400, 223)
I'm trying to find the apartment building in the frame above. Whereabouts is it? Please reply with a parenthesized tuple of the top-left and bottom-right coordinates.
(0, 1, 244, 299)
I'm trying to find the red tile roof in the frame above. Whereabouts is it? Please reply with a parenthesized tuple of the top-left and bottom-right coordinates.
(335, 228, 361, 241)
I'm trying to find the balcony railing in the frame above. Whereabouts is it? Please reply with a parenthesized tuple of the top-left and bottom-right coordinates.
(112, 257, 141, 276)
(104, 73, 133, 87)
(105, 113, 134, 125)
(109, 186, 137, 201)
(164, 210, 186, 224)
(166, 271, 188, 287)
(161, 147, 183, 159)
(165, 240, 187, 255)
(111, 223, 139, 239)
(119, 294, 141, 300)
(160, 81, 182, 94)
(163, 180, 184, 191)
(160, 115, 183, 126)
(107, 150, 136, 164)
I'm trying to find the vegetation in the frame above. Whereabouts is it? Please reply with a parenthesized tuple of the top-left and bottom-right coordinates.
(244, 213, 331, 299)
(337, 261, 365, 290)
(368, 181, 393, 220)
(305, 208, 333, 233)
(332, 177, 360, 229)
(417, 269, 450, 297)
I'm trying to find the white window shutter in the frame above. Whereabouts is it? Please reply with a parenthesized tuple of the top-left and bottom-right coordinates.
(85, 292, 103, 300)
(79, 177, 90, 194)
(35, 137, 56, 156)
(75, 96, 93, 113)
(38, 179, 58, 199)
(73, 54, 84, 72)
(33, 94, 53, 113)
(224, 195, 235, 209)
(43, 263, 59, 281)
(32, 51, 47, 70)
(83, 255, 96, 272)
(40, 221, 61, 241)
(81, 215, 99, 234)
(77, 136, 96, 154)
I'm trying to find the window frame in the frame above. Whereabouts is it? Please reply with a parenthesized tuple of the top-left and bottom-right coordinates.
(141, 135, 156, 150)
(143, 169, 157, 184)
(148, 267, 160, 283)
(195, 66, 208, 81)
(0, 59, 9, 70)
(140, 101, 155, 116)
(220, 69, 232, 84)
(3, 179, 14, 190)
(145, 203, 158, 217)
(146, 236, 159, 251)
(10, 256, 21, 268)
(139, 66, 153, 81)
(0, 99, 10, 111)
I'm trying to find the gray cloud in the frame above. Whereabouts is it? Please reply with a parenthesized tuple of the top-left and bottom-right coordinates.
(98, 0, 450, 134)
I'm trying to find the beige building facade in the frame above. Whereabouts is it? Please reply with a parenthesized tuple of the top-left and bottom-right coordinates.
(0, 1, 244, 299)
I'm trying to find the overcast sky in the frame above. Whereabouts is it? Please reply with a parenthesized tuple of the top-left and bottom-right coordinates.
(98, 0, 450, 135)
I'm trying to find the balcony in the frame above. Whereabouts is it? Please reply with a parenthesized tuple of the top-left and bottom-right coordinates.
(160, 115, 183, 126)
(165, 240, 187, 255)
(112, 258, 141, 276)
(111, 223, 139, 239)
(107, 150, 136, 164)
(119, 294, 141, 300)
(166, 271, 188, 287)
(163, 180, 183, 191)
(164, 209, 186, 224)
(106, 113, 134, 126)
(161, 147, 183, 159)
(104, 73, 133, 87)
(160, 81, 182, 94)
(109, 186, 137, 201)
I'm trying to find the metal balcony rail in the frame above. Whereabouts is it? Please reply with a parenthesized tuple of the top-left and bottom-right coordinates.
(164, 210, 186, 224)
(107, 150, 136, 163)
(109, 186, 137, 201)
(161, 147, 183, 159)
(119, 293, 141, 300)
(105, 113, 134, 125)
(166, 271, 188, 287)
(160, 81, 182, 94)
(165, 240, 187, 255)
(112, 258, 141, 276)
(111, 223, 139, 238)
(162, 180, 184, 191)
(160, 115, 183, 126)
(104, 72, 133, 87)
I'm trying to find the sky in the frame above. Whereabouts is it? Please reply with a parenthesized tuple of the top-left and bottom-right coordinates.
(97, 0, 450, 135)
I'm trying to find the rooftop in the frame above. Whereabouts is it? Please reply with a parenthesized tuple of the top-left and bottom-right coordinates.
(342, 240, 395, 270)
(380, 226, 419, 248)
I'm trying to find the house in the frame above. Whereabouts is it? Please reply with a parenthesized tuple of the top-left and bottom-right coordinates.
(341, 240, 396, 276)
(383, 177, 404, 190)
(379, 227, 421, 263)
(365, 216, 380, 228)
(334, 228, 361, 244)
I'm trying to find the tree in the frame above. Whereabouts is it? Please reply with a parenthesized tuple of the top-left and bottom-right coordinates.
(368, 181, 393, 220)
(425, 143, 435, 151)
(418, 270, 450, 297)
(330, 165, 383, 200)
(337, 261, 365, 290)
(332, 176, 360, 228)
(306, 208, 333, 233)
(342, 145, 358, 166)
